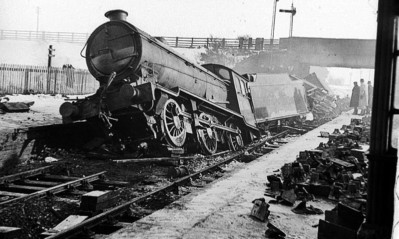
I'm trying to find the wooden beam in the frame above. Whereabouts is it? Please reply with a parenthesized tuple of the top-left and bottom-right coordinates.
(0, 226, 22, 239)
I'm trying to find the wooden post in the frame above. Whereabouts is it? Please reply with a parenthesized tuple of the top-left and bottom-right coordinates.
(24, 69, 29, 93)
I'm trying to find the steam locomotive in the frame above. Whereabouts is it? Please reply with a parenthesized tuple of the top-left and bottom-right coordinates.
(59, 10, 308, 155)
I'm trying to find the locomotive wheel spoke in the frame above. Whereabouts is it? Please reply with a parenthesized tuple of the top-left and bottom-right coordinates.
(162, 99, 186, 147)
(197, 128, 217, 155)
(226, 123, 243, 151)
(196, 113, 217, 155)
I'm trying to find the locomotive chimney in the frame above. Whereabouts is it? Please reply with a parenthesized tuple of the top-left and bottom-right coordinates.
(105, 9, 128, 21)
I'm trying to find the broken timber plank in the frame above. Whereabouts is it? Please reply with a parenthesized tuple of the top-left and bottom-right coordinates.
(41, 215, 89, 237)
(22, 179, 59, 187)
(1, 184, 48, 192)
(0, 226, 22, 239)
(40, 175, 80, 182)
(0, 191, 27, 197)
(0, 166, 52, 184)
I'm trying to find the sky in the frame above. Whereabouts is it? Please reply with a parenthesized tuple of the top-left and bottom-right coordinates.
(0, 0, 378, 39)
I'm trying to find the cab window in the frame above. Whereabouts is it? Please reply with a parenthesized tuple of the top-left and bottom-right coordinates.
(217, 68, 231, 80)
(233, 73, 247, 96)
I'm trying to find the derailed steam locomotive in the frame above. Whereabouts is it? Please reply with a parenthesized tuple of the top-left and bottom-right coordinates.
(59, 10, 308, 155)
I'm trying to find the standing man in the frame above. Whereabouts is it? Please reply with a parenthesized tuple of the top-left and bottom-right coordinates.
(358, 78, 368, 115)
(367, 81, 373, 114)
(350, 81, 360, 115)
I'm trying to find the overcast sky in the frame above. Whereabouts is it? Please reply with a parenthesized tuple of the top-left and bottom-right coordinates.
(0, 0, 378, 39)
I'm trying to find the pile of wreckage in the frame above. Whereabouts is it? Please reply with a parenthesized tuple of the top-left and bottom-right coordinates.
(255, 116, 371, 239)
(306, 88, 350, 125)
(301, 72, 351, 125)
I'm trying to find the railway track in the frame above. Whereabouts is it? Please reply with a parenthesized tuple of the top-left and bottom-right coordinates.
(0, 167, 127, 209)
(43, 130, 290, 239)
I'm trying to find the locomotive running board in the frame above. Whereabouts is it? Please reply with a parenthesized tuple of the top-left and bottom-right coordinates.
(154, 84, 259, 133)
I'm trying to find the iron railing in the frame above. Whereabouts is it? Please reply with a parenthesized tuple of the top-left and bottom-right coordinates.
(0, 29, 280, 50)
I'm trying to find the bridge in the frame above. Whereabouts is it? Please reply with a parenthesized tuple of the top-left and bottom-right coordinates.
(234, 37, 376, 76)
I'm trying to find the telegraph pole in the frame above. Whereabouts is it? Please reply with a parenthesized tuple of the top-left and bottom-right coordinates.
(279, 3, 296, 37)
(270, 0, 279, 45)
(36, 7, 40, 32)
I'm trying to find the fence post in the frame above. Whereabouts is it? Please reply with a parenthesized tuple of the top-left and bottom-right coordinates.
(221, 38, 225, 48)
(238, 38, 244, 50)
(175, 37, 179, 47)
(46, 67, 51, 93)
(54, 68, 58, 94)
(255, 38, 264, 51)
(24, 68, 29, 93)
(206, 38, 209, 48)
(191, 38, 194, 48)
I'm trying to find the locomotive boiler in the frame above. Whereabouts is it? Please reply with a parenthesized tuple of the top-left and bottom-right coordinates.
(60, 10, 260, 155)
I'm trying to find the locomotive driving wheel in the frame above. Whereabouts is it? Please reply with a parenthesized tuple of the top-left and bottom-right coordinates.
(197, 113, 217, 155)
(226, 122, 244, 151)
(162, 99, 186, 147)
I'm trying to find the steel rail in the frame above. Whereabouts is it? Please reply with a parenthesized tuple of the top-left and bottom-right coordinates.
(0, 171, 106, 208)
(46, 130, 289, 239)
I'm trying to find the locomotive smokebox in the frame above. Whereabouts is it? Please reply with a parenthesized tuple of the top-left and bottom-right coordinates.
(105, 9, 128, 21)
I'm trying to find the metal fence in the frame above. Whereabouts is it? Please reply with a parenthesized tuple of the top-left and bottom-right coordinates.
(0, 30, 89, 44)
(0, 29, 279, 50)
(160, 36, 279, 50)
(0, 64, 98, 95)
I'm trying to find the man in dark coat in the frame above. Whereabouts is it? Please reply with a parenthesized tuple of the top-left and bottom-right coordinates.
(367, 81, 373, 114)
(349, 82, 360, 114)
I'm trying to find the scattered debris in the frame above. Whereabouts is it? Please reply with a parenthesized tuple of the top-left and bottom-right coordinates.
(292, 200, 323, 215)
(263, 117, 370, 238)
(0, 101, 34, 113)
(265, 222, 286, 239)
(168, 166, 189, 178)
(318, 203, 364, 239)
(250, 198, 270, 222)
(44, 156, 59, 163)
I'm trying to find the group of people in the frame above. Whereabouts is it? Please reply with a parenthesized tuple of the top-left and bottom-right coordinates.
(349, 78, 373, 115)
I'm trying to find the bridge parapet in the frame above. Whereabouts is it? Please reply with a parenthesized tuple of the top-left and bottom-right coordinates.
(0, 29, 278, 50)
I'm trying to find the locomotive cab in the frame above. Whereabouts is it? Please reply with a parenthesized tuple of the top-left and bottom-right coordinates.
(202, 64, 256, 126)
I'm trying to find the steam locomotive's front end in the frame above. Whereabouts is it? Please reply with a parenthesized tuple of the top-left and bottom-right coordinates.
(86, 10, 142, 82)
(60, 10, 151, 124)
